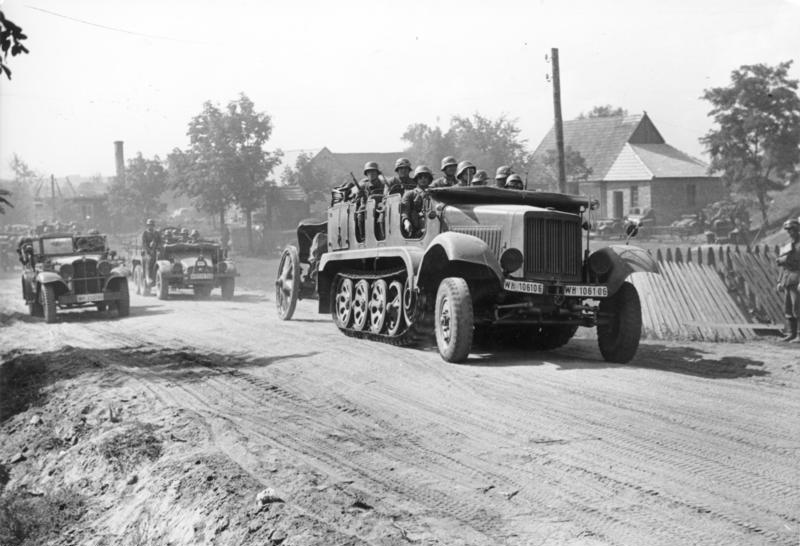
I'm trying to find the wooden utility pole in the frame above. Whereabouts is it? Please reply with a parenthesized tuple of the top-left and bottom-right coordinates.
(50, 174, 56, 220)
(551, 48, 567, 193)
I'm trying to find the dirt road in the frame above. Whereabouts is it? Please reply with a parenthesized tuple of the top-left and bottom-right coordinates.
(1, 268, 798, 545)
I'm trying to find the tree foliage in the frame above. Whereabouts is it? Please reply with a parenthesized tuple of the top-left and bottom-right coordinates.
(0, 10, 29, 80)
(578, 105, 628, 119)
(281, 152, 330, 203)
(2, 155, 38, 221)
(401, 114, 532, 177)
(700, 61, 800, 225)
(528, 146, 593, 191)
(108, 153, 167, 231)
(168, 94, 281, 253)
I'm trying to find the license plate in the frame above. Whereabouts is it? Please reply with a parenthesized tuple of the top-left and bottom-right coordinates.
(503, 279, 544, 294)
(565, 285, 608, 298)
(76, 293, 105, 303)
(191, 273, 214, 280)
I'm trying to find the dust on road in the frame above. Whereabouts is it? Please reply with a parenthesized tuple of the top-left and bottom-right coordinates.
(0, 267, 798, 546)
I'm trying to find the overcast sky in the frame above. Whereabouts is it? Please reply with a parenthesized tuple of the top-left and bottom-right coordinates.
(1, 0, 799, 181)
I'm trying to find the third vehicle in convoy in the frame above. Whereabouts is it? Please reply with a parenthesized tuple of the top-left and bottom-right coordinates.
(276, 184, 658, 363)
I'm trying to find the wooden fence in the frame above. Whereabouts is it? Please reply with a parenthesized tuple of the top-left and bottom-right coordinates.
(630, 244, 785, 342)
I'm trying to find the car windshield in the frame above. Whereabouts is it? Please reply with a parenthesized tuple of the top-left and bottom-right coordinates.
(40, 237, 74, 255)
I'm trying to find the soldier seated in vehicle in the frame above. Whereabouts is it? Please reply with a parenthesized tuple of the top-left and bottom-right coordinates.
(471, 170, 489, 186)
(401, 166, 433, 238)
(189, 229, 201, 243)
(455, 161, 476, 186)
(384, 158, 416, 195)
(431, 156, 458, 188)
(355, 162, 386, 242)
(495, 165, 512, 188)
(504, 174, 524, 190)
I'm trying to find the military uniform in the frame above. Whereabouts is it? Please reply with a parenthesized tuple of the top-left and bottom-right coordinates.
(400, 187, 427, 237)
(141, 223, 162, 283)
(431, 176, 456, 188)
(385, 176, 416, 195)
(777, 222, 800, 341)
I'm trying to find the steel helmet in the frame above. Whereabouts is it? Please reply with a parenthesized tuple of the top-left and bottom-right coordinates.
(146, 218, 155, 226)
(190, 229, 200, 238)
(413, 165, 433, 179)
(472, 170, 489, 185)
(456, 160, 476, 179)
(505, 174, 524, 189)
(495, 165, 512, 179)
(363, 161, 380, 175)
(783, 218, 800, 231)
(394, 158, 412, 171)
(440, 156, 458, 171)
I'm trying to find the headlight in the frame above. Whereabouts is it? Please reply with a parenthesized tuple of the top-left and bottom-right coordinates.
(172, 263, 183, 274)
(97, 260, 111, 276)
(500, 248, 524, 274)
(217, 262, 227, 273)
(59, 263, 74, 279)
(588, 251, 612, 276)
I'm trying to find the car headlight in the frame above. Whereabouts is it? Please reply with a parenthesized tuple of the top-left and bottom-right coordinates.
(588, 251, 612, 276)
(59, 263, 74, 279)
(500, 248, 524, 274)
(97, 260, 111, 276)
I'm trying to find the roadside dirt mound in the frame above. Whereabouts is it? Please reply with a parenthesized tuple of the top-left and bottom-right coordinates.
(0, 348, 366, 546)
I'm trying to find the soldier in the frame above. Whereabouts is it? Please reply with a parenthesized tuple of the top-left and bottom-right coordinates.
(355, 162, 385, 241)
(220, 223, 231, 252)
(431, 156, 458, 188)
(385, 158, 416, 195)
(455, 161, 476, 186)
(141, 218, 162, 285)
(471, 169, 489, 186)
(776, 218, 800, 341)
(495, 165, 512, 188)
(401, 166, 433, 238)
(505, 174, 524, 190)
(189, 229, 201, 242)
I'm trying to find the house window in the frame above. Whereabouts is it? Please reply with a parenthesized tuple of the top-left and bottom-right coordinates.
(630, 186, 639, 208)
(686, 184, 696, 207)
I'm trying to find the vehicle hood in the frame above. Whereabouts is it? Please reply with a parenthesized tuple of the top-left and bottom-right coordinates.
(50, 254, 104, 265)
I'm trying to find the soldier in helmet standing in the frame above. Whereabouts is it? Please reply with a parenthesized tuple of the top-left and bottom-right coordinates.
(495, 165, 512, 188)
(354, 162, 386, 241)
(431, 156, 458, 188)
(385, 158, 416, 195)
(776, 218, 800, 341)
(455, 160, 476, 186)
(141, 218, 162, 286)
(401, 166, 433, 238)
(504, 174, 524, 190)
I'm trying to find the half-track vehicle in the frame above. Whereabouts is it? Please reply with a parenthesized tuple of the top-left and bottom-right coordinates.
(19, 233, 130, 323)
(131, 227, 237, 300)
(276, 186, 658, 363)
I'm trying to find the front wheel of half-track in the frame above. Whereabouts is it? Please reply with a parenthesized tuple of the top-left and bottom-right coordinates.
(597, 281, 642, 363)
(434, 277, 474, 363)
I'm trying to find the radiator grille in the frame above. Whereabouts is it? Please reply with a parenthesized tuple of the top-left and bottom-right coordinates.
(449, 226, 502, 257)
(524, 216, 582, 280)
(72, 259, 101, 294)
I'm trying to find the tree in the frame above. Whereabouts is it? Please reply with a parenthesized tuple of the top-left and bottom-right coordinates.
(0, 10, 29, 80)
(108, 153, 167, 231)
(401, 123, 456, 172)
(283, 152, 331, 203)
(0, 188, 12, 214)
(2, 154, 37, 222)
(578, 105, 629, 119)
(528, 146, 592, 191)
(701, 61, 800, 226)
(169, 94, 281, 254)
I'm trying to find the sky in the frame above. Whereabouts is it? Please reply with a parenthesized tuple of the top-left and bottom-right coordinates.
(1, 0, 799, 181)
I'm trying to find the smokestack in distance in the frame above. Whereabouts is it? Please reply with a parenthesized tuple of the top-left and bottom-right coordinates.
(114, 141, 125, 185)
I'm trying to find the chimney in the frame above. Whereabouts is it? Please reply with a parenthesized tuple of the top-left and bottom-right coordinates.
(114, 141, 125, 185)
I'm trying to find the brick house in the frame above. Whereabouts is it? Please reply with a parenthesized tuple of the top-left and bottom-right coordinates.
(532, 113, 723, 225)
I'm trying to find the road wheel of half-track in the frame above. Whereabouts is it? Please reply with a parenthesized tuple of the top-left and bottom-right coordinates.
(386, 280, 404, 336)
(116, 279, 130, 317)
(352, 279, 370, 331)
(332, 275, 354, 328)
(368, 279, 388, 333)
(434, 277, 474, 363)
(42, 283, 57, 323)
(597, 281, 642, 363)
(156, 270, 169, 300)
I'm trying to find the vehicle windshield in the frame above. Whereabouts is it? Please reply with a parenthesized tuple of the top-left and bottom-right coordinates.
(40, 237, 75, 255)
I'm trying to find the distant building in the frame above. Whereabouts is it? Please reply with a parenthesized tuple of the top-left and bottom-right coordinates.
(306, 147, 404, 187)
(533, 113, 723, 224)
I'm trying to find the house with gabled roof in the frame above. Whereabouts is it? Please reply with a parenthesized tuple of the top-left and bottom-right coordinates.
(532, 113, 723, 224)
(308, 147, 404, 187)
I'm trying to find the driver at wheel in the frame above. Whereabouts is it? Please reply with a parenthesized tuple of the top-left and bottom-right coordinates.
(141, 218, 161, 285)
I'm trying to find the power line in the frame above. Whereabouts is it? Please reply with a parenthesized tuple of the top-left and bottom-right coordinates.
(25, 4, 212, 45)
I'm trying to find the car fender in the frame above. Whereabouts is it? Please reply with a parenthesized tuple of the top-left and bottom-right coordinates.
(417, 232, 503, 291)
(103, 269, 129, 290)
(155, 260, 173, 277)
(36, 271, 69, 296)
(590, 244, 659, 296)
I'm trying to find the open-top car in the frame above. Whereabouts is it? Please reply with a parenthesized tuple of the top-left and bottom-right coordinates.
(131, 228, 236, 300)
(19, 233, 130, 323)
(276, 186, 659, 363)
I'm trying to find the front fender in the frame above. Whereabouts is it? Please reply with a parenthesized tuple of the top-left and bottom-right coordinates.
(103, 270, 129, 290)
(155, 260, 173, 277)
(590, 244, 659, 296)
(417, 232, 503, 291)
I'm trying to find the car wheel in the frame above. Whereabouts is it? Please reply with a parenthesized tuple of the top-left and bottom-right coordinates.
(156, 270, 169, 300)
(276, 246, 300, 319)
(133, 265, 143, 296)
(434, 277, 473, 363)
(42, 284, 57, 323)
(597, 282, 642, 363)
(221, 278, 234, 300)
(116, 279, 130, 317)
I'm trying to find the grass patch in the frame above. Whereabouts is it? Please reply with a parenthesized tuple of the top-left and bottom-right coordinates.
(99, 422, 163, 473)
